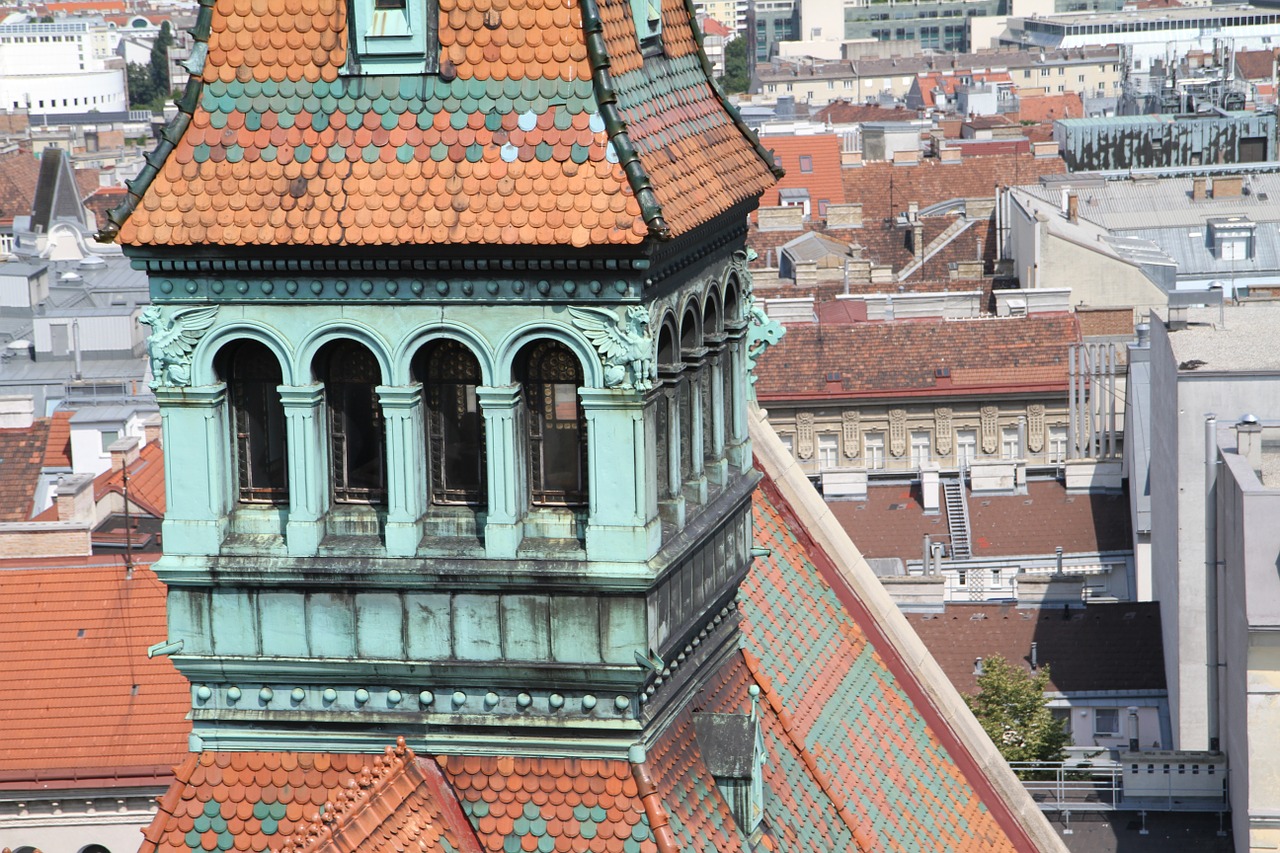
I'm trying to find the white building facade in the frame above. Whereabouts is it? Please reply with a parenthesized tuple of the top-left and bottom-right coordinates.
(0, 20, 127, 116)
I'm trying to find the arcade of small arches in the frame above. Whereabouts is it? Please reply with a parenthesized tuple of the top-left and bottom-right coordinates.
(160, 278, 753, 561)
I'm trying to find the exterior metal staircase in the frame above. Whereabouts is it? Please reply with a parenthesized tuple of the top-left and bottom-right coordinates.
(943, 478, 972, 560)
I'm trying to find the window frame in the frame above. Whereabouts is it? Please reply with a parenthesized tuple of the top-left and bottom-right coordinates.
(417, 339, 487, 507)
(344, 0, 438, 75)
(520, 340, 588, 507)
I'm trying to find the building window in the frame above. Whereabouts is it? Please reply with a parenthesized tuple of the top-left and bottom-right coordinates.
(818, 433, 839, 469)
(956, 429, 976, 466)
(520, 340, 587, 506)
(320, 341, 387, 505)
(220, 340, 288, 504)
(1049, 426, 1068, 463)
(864, 432, 885, 469)
(100, 429, 119, 453)
(910, 431, 930, 467)
(630, 0, 663, 49)
(798, 154, 813, 172)
(346, 0, 437, 73)
(1095, 708, 1120, 736)
(415, 339, 486, 506)
(1052, 707, 1072, 738)
(780, 433, 795, 457)
(1001, 427, 1020, 460)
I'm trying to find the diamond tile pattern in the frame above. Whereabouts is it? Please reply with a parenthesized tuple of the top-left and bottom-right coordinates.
(437, 755, 658, 853)
(739, 482, 1021, 852)
(116, 0, 774, 246)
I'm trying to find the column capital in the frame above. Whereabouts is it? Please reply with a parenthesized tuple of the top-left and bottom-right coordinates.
(154, 383, 226, 407)
(376, 384, 423, 409)
(277, 384, 325, 407)
(578, 386, 644, 411)
(476, 384, 521, 408)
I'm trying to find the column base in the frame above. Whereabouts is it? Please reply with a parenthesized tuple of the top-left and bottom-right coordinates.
(286, 518, 324, 557)
(706, 458, 730, 489)
(484, 521, 522, 559)
(727, 440, 752, 473)
(586, 518, 662, 562)
(384, 520, 423, 557)
(659, 496, 686, 530)
(161, 518, 226, 556)
(684, 475, 709, 505)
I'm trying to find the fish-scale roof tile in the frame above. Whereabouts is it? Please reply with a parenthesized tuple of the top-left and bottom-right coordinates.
(114, 0, 774, 247)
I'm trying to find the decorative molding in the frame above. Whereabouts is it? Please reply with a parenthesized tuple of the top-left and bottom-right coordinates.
(796, 413, 815, 460)
(744, 293, 785, 389)
(841, 410, 859, 458)
(150, 275, 642, 303)
(1027, 405, 1045, 453)
(980, 405, 999, 455)
(888, 409, 907, 457)
(568, 305, 655, 391)
(934, 408, 953, 456)
(139, 305, 219, 389)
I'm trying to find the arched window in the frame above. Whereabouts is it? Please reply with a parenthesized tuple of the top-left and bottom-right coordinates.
(519, 340, 586, 506)
(679, 307, 700, 480)
(318, 341, 386, 505)
(217, 340, 288, 504)
(414, 340, 486, 506)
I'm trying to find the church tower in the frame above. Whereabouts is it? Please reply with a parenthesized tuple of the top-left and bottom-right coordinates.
(109, 0, 781, 761)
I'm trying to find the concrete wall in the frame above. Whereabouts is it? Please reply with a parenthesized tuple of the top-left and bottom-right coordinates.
(1217, 441, 1280, 851)
(1040, 233, 1167, 314)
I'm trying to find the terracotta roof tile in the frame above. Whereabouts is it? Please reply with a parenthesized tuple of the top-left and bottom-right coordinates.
(644, 708, 749, 851)
(907, 602, 1165, 695)
(813, 101, 918, 125)
(755, 313, 1080, 401)
(0, 417, 52, 521)
(1015, 93, 1084, 124)
(114, 0, 775, 246)
(740, 477, 1025, 851)
(43, 409, 72, 469)
(0, 148, 40, 227)
(757, 134, 845, 212)
(0, 560, 189, 778)
(95, 440, 167, 517)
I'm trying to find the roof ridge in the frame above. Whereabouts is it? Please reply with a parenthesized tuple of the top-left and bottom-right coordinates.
(739, 649, 871, 851)
(631, 754, 678, 853)
(137, 753, 200, 853)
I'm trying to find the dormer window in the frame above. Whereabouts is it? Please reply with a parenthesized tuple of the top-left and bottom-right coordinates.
(630, 0, 662, 52)
(346, 0, 437, 74)
(1207, 217, 1255, 261)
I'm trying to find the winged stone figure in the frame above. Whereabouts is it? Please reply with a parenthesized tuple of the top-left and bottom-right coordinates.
(567, 305, 654, 392)
(139, 305, 220, 389)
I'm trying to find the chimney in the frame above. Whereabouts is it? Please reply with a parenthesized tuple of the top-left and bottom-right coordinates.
(1212, 176, 1242, 198)
(141, 412, 162, 447)
(109, 434, 141, 472)
(1066, 192, 1079, 223)
(55, 473, 96, 523)
(1192, 177, 1207, 201)
(1236, 414, 1263, 475)
(0, 395, 34, 429)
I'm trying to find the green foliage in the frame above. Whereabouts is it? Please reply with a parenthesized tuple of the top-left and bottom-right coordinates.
(965, 655, 1070, 775)
(719, 37, 749, 94)
(149, 21, 174, 98)
(126, 61, 157, 109)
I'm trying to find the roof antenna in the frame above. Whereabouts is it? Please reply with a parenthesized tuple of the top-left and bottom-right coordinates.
(122, 455, 134, 579)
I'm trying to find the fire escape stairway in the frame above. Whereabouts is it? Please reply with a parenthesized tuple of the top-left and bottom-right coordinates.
(943, 478, 972, 560)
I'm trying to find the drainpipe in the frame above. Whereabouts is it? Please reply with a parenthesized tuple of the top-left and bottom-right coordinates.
(72, 318, 82, 380)
(1205, 413, 1220, 752)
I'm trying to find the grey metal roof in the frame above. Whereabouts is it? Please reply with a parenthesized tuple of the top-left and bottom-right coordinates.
(1123, 224, 1280, 278)
(1018, 172, 1280, 231)
(0, 262, 49, 277)
(780, 231, 850, 263)
(68, 403, 152, 424)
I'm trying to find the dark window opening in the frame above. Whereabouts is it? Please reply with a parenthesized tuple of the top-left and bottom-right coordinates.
(319, 341, 386, 505)
(415, 339, 486, 506)
(218, 340, 288, 504)
(520, 340, 587, 506)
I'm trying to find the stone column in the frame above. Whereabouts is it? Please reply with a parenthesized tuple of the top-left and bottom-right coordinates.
(580, 387, 660, 560)
(477, 384, 525, 559)
(660, 385, 685, 528)
(278, 384, 329, 556)
(685, 369, 708, 504)
(155, 385, 230, 556)
(707, 350, 728, 487)
(377, 384, 425, 557)
(724, 332, 751, 472)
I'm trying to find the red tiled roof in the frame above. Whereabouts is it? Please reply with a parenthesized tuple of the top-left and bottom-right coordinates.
(831, 480, 1132, 565)
(0, 560, 189, 782)
(0, 418, 52, 521)
(43, 409, 72, 469)
(814, 101, 919, 125)
(700, 16, 730, 37)
(646, 708, 751, 850)
(115, 0, 776, 247)
(1016, 93, 1083, 123)
(95, 440, 166, 517)
(0, 148, 40, 227)
(1235, 48, 1280, 82)
(755, 313, 1080, 401)
(907, 602, 1166, 695)
(758, 134, 846, 210)
(844, 153, 1065, 224)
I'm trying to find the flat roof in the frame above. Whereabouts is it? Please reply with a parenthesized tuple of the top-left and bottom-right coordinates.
(1164, 304, 1280, 373)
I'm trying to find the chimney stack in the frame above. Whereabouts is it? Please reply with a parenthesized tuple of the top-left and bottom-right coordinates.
(1193, 177, 1207, 201)
(1212, 176, 1242, 198)
(141, 412, 162, 448)
(1066, 192, 1079, 223)
(55, 473, 96, 523)
(109, 435, 141, 472)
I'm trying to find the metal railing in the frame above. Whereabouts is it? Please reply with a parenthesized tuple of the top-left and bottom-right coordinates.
(1009, 760, 1229, 814)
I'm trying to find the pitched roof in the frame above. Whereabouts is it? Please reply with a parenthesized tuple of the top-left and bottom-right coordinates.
(814, 101, 919, 125)
(0, 148, 40, 228)
(43, 409, 72, 469)
(1016, 92, 1083, 124)
(755, 313, 1080, 402)
(906, 602, 1166, 695)
(0, 560, 189, 783)
(759, 134, 845, 211)
(0, 417, 52, 521)
(94, 440, 167, 517)
(111, 0, 776, 247)
(1234, 48, 1279, 81)
(832, 481, 1132, 566)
